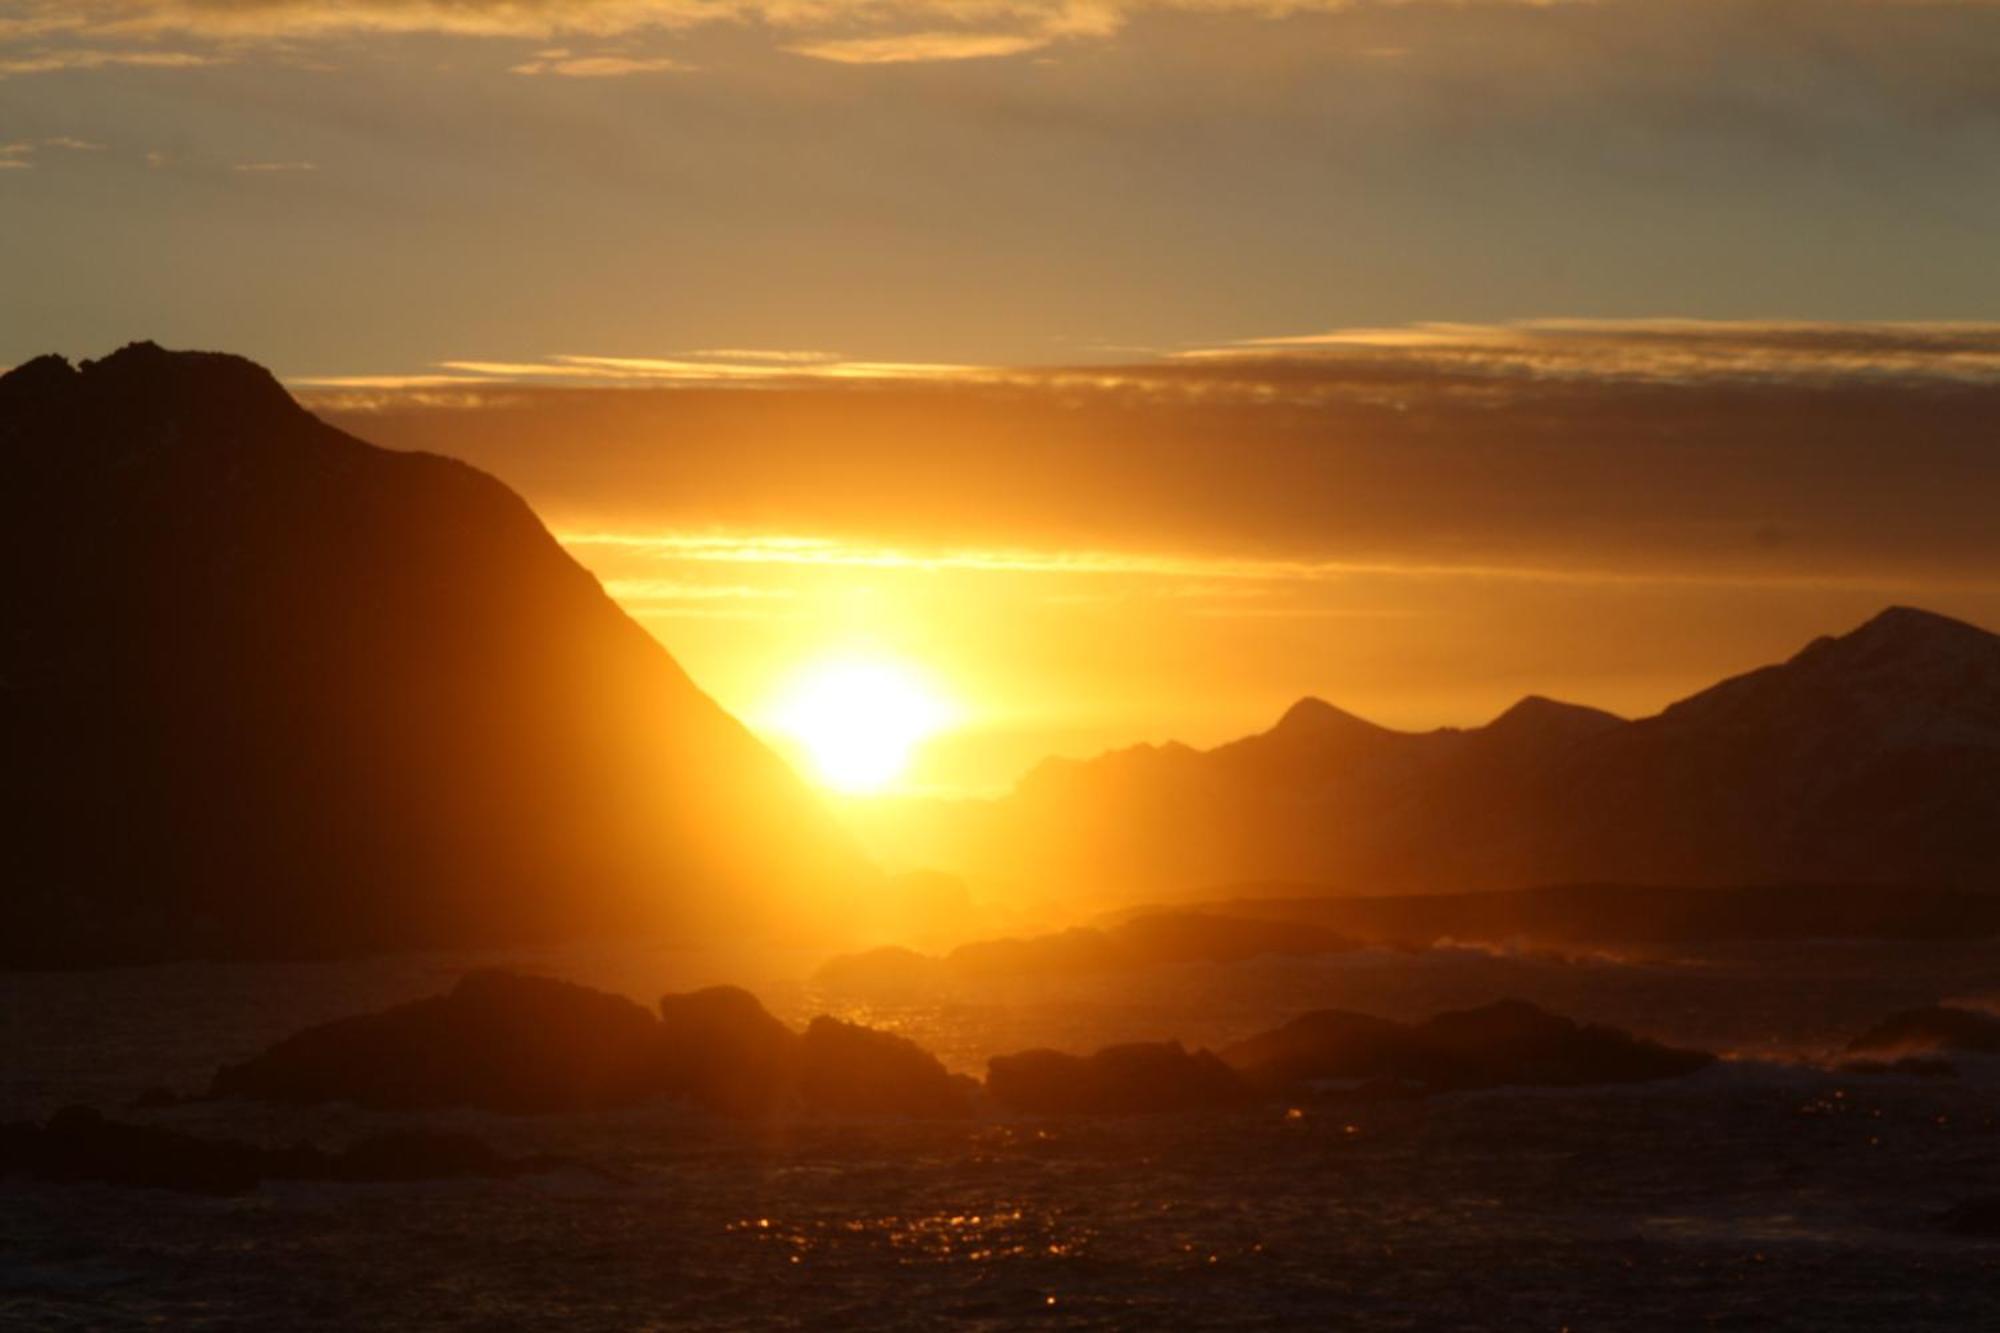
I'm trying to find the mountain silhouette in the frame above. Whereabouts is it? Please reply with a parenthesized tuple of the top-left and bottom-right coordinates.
(917, 606, 2000, 899)
(1, 343, 868, 965)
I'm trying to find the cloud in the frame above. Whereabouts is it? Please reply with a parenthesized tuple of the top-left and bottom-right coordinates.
(231, 160, 317, 172)
(1168, 319, 2000, 392)
(559, 528, 1965, 594)
(0, 47, 216, 77)
(786, 31, 1054, 64)
(510, 49, 689, 77)
(307, 318, 2000, 607)
(428, 352, 988, 385)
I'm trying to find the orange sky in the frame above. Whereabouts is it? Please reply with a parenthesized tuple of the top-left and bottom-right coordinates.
(313, 323, 2000, 795)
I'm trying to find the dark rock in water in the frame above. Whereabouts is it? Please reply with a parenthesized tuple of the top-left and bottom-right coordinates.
(2, 1106, 265, 1194)
(0, 343, 868, 968)
(798, 1017, 975, 1118)
(1836, 1055, 1960, 1079)
(1220, 999, 1713, 1093)
(0, 1107, 561, 1194)
(823, 910, 1362, 990)
(947, 928, 1130, 978)
(1939, 1197, 2000, 1237)
(811, 946, 943, 991)
(1846, 1004, 2000, 1057)
(986, 1041, 1253, 1115)
(1215, 1010, 1414, 1094)
(656, 985, 803, 1116)
(1416, 999, 1713, 1088)
(1112, 911, 1357, 965)
(310, 1129, 562, 1182)
(210, 969, 976, 1119)
(210, 970, 670, 1112)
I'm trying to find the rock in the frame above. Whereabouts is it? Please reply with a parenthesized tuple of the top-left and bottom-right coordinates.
(1214, 1010, 1414, 1094)
(655, 985, 802, 1116)
(947, 928, 1129, 978)
(314, 1129, 559, 1182)
(1939, 1197, 2000, 1237)
(0, 1107, 562, 1194)
(1846, 1004, 2000, 1057)
(2, 1106, 265, 1194)
(798, 1017, 974, 1118)
(1836, 1055, 1960, 1078)
(811, 946, 943, 992)
(1220, 999, 1713, 1093)
(209, 970, 671, 1112)
(1112, 911, 1357, 965)
(208, 969, 979, 1119)
(986, 1041, 1253, 1114)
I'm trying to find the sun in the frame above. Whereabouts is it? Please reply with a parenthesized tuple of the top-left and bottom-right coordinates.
(764, 656, 957, 794)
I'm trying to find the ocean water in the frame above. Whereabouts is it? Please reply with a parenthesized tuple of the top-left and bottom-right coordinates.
(6, 940, 2000, 1330)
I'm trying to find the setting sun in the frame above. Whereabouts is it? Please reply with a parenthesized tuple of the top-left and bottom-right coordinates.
(763, 656, 957, 793)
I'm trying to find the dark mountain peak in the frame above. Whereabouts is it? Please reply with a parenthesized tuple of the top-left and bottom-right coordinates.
(78, 341, 306, 432)
(1483, 694, 1625, 742)
(1269, 696, 1384, 739)
(2, 343, 308, 455)
(1655, 604, 2000, 749)
(0, 352, 80, 398)
(1807, 605, 1997, 664)
(1, 343, 866, 965)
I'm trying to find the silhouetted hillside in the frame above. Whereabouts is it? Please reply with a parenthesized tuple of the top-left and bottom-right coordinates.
(0, 344, 868, 965)
(906, 607, 2000, 900)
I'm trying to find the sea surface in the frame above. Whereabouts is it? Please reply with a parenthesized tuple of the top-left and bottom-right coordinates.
(6, 939, 2000, 1330)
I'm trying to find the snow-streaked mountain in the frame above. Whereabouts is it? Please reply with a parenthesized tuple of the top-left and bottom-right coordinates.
(915, 607, 2000, 900)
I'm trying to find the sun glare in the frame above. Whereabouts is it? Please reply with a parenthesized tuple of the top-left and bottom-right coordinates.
(764, 656, 956, 793)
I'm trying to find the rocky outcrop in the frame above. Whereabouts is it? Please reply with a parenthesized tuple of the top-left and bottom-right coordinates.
(209, 969, 973, 1118)
(1220, 999, 1714, 1093)
(798, 1018, 975, 1118)
(209, 971, 671, 1112)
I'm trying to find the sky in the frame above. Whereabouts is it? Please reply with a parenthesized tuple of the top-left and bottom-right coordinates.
(5, 1, 2000, 792)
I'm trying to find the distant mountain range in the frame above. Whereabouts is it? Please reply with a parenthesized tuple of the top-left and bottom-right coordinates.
(0, 344, 869, 965)
(898, 605, 2000, 901)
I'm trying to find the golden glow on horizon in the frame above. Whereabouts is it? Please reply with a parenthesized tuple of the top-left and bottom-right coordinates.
(762, 655, 959, 793)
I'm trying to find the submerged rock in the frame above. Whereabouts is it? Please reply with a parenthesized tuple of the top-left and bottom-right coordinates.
(819, 911, 1362, 991)
(0, 1107, 560, 1195)
(1939, 1196, 2000, 1237)
(1846, 1004, 2000, 1058)
(655, 985, 802, 1116)
(811, 946, 943, 992)
(986, 1041, 1253, 1115)
(799, 1017, 976, 1118)
(1220, 999, 1713, 1093)
(210, 969, 670, 1112)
